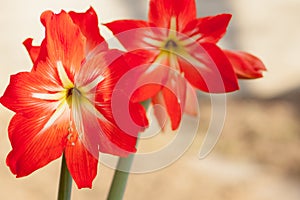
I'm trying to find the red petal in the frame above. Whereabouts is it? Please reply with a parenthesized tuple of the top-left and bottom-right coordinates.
(122, 50, 162, 102)
(110, 90, 149, 136)
(40, 10, 85, 79)
(74, 106, 138, 157)
(152, 88, 182, 131)
(132, 84, 162, 103)
(130, 64, 165, 102)
(89, 50, 136, 118)
(64, 140, 98, 189)
(23, 38, 41, 63)
(130, 101, 149, 128)
(0, 66, 62, 116)
(183, 14, 232, 43)
(179, 42, 239, 93)
(69, 7, 108, 54)
(161, 66, 188, 130)
(23, 38, 49, 70)
(149, 0, 196, 30)
(6, 112, 68, 177)
(98, 120, 138, 155)
(162, 86, 182, 130)
(223, 50, 266, 79)
(104, 20, 152, 51)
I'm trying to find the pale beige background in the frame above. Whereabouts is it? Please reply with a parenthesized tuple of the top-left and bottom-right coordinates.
(1, 0, 300, 199)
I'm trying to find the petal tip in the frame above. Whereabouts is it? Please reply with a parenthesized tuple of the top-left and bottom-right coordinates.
(87, 6, 96, 15)
(40, 10, 53, 26)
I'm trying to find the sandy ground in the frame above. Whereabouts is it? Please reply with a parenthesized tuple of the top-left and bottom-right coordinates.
(0, 0, 300, 199)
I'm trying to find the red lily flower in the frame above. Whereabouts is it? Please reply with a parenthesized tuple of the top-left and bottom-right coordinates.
(1, 8, 147, 188)
(105, 0, 265, 130)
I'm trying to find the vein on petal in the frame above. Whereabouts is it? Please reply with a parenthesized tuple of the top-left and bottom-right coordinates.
(180, 34, 202, 46)
(79, 75, 104, 92)
(72, 89, 84, 139)
(40, 100, 68, 133)
(32, 91, 66, 100)
(57, 61, 74, 88)
(180, 51, 211, 72)
(144, 53, 167, 74)
(71, 90, 106, 140)
(168, 17, 177, 38)
(142, 37, 163, 47)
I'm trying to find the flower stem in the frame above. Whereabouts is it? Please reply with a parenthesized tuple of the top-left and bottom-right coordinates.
(107, 100, 151, 200)
(107, 153, 136, 200)
(57, 154, 72, 200)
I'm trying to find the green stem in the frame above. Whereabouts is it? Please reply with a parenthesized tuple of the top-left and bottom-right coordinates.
(107, 153, 136, 200)
(107, 100, 151, 200)
(57, 154, 73, 200)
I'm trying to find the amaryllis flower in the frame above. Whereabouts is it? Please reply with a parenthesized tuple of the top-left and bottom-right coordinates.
(0, 8, 147, 188)
(105, 0, 265, 130)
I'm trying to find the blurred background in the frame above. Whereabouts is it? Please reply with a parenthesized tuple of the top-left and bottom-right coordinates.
(0, 0, 300, 199)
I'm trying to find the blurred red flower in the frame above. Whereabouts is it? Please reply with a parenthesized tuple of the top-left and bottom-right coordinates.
(105, 0, 266, 130)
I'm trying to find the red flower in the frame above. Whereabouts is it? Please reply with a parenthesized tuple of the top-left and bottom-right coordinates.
(0, 8, 147, 188)
(105, 0, 266, 130)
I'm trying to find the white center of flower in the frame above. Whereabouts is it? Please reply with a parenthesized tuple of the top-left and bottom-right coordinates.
(142, 16, 209, 73)
(32, 61, 105, 144)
